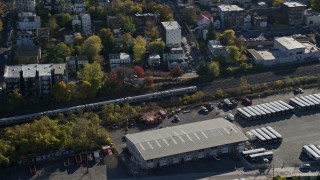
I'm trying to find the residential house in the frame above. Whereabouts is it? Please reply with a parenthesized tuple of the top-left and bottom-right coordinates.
(243, 14, 252, 29)
(207, 40, 229, 60)
(163, 47, 188, 69)
(72, 15, 82, 32)
(80, 14, 92, 36)
(4, 66, 22, 93)
(253, 14, 268, 29)
(109, 53, 132, 70)
(197, 11, 212, 29)
(66, 55, 89, 74)
(17, 12, 41, 31)
(281, 1, 306, 26)
(218, 5, 245, 29)
(17, 0, 36, 13)
(17, 31, 35, 47)
(133, 13, 160, 33)
(221, 0, 252, 8)
(4, 64, 68, 96)
(52, 64, 68, 83)
(36, 28, 50, 49)
(16, 46, 41, 64)
(304, 8, 320, 27)
(161, 21, 181, 48)
(148, 54, 161, 67)
(98, 0, 109, 7)
(74, 0, 85, 14)
(248, 36, 320, 66)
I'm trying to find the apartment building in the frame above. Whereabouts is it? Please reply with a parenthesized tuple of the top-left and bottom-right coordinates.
(218, 5, 246, 29)
(161, 21, 181, 48)
(17, 12, 41, 31)
(17, 0, 36, 13)
(281, 1, 306, 26)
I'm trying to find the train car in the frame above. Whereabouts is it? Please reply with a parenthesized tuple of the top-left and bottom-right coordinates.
(86, 99, 120, 110)
(43, 105, 85, 117)
(0, 112, 43, 126)
(125, 92, 161, 103)
(161, 86, 197, 97)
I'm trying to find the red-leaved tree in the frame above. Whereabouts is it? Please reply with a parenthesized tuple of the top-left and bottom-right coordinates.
(134, 65, 145, 77)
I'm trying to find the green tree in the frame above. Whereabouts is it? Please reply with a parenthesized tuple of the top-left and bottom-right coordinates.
(9, 89, 25, 108)
(0, 20, 3, 31)
(218, 29, 236, 46)
(197, 62, 210, 76)
(181, 7, 197, 26)
(49, 17, 58, 32)
(77, 61, 104, 90)
(73, 35, 84, 46)
(207, 22, 216, 40)
(148, 40, 165, 54)
(311, 0, 320, 11)
(214, 88, 224, 98)
(209, 61, 220, 77)
(0, 154, 10, 167)
(123, 16, 136, 34)
(157, 5, 174, 21)
(81, 35, 102, 62)
(212, 0, 220, 3)
(133, 36, 147, 63)
(76, 80, 92, 99)
(98, 28, 114, 54)
(170, 66, 184, 78)
(53, 13, 72, 28)
(42, 42, 71, 63)
(146, 26, 160, 41)
(272, 0, 284, 7)
(121, 33, 133, 51)
(51, 81, 73, 102)
(228, 45, 241, 62)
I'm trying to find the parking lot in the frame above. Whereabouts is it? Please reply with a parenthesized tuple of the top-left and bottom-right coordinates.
(107, 88, 320, 178)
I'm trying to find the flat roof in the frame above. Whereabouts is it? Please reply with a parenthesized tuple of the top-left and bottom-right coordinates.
(4, 65, 22, 78)
(248, 49, 286, 61)
(38, 64, 52, 76)
(283, 1, 306, 8)
(52, 64, 66, 75)
(275, 37, 305, 50)
(126, 118, 248, 160)
(302, 42, 320, 53)
(22, 64, 37, 78)
(218, 5, 244, 11)
(161, 21, 181, 30)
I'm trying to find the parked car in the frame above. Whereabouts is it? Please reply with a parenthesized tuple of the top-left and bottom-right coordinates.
(241, 98, 252, 106)
(172, 115, 180, 123)
(200, 106, 209, 114)
(227, 113, 235, 122)
(300, 163, 310, 169)
(294, 88, 304, 94)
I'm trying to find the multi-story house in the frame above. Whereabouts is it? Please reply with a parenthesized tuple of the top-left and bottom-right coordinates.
(17, 12, 41, 31)
(161, 21, 181, 48)
(66, 55, 89, 74)
(207, 40, 229, 60)
(21, 64, 37, 96)
(281, 1, 306, 26)
(4, 66, 22, 93)
(176, 0, 194, 8)
(17, 0, 36, 13)
(148, 54, 161, 67)
(17, 31, 35, 47)
(38, 64, 52, 95)
(218, 5, 245, 29)
(163, 47, 188, 69)
(304, 8, 320, 27)
(221, 0, 252, 8)
(80, 14, 92, 36)
(52, 64, 68, 83)
(109, 53, 132, 70)
(3, 64, 68, 96)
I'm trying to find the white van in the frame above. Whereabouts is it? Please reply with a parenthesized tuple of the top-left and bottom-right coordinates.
(227, 113, 235, 122)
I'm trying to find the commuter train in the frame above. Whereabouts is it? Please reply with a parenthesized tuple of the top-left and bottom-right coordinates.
(0, 86, 197, 126)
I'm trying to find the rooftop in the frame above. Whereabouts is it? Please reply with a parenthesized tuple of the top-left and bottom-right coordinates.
(22, 64, 37, 78)
(161, 21, 181, 30)
(38, 64, 52, 76)
(283, 1, 306, 8)
(218, 5, 244, 12)
(304, 8, 320, 16)
(208, 40, 223, 49)
(149, 54, 161, 59)
(301, 42, 320, 53)
(52, 64, 66, 75)
(248, 49, 287, 61)
(126, 118, 248, 160)
(275, 37, 305, 50)
(4, 66, 22, 78)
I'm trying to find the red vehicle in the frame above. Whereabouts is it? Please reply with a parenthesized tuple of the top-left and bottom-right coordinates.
(242, 98, 252, 106)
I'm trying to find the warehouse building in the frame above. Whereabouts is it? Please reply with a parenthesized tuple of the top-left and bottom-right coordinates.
(125, 118, 248, 169)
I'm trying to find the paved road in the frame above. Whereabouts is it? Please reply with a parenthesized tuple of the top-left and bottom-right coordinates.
(200, 63, 320, 95)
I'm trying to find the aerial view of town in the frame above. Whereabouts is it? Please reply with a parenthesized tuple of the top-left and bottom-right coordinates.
(1, 0, 320, 179)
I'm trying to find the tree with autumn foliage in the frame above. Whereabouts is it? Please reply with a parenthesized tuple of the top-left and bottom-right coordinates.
(170, 66, 184, 78)
(133, 36, 147, 63)
(81, 35, 102, 62)
(134, 66, 145, 77)
(143, 76, 154, 87)
(51, 81, 74, 102)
